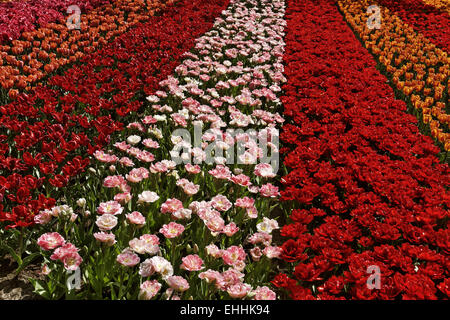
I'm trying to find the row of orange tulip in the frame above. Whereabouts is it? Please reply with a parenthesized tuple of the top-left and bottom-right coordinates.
(0, 0, 175, 99)
(337, 0, 450, 152)
(421, 0, 450, 14)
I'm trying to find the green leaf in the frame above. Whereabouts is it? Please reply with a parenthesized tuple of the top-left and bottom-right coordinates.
(5, 243, 22, 265)
(30, 278, 51, 300)
(16, 252, 40, 275)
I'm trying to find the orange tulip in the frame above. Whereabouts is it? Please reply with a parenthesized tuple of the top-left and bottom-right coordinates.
(8, 88, 18, 100)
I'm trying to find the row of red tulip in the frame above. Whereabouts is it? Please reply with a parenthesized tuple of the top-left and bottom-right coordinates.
(273, 0, 449, 300)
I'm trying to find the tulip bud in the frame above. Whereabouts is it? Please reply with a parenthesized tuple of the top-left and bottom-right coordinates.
(127, 135, 141, 145)
(76, 198, 86, 208)
(41, 264, 51, 276)
(169, 170, 180, 180)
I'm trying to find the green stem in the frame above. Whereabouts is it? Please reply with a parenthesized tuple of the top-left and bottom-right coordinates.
(17, 227, 24, 262)
(118, 267, 126, 300)
(171, 238, 178, 266)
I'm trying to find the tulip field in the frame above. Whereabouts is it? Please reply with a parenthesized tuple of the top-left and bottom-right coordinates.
(0, 0, 448, 300)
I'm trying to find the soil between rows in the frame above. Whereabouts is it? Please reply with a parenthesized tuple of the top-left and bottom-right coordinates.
(0, 256, 42, 300)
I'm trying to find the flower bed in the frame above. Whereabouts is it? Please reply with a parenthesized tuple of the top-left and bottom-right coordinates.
(337, 0, 450, 154)
(0, 0, 229, 230)
(376, 0, 450, 52)
(0, 0, 175, 100)
(273, 0, 449, 300)
(421, 0, 450, 14)
(0, 0, 448, 302)
(0, 0, 108, 44)
(28, 0, 287, 300)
